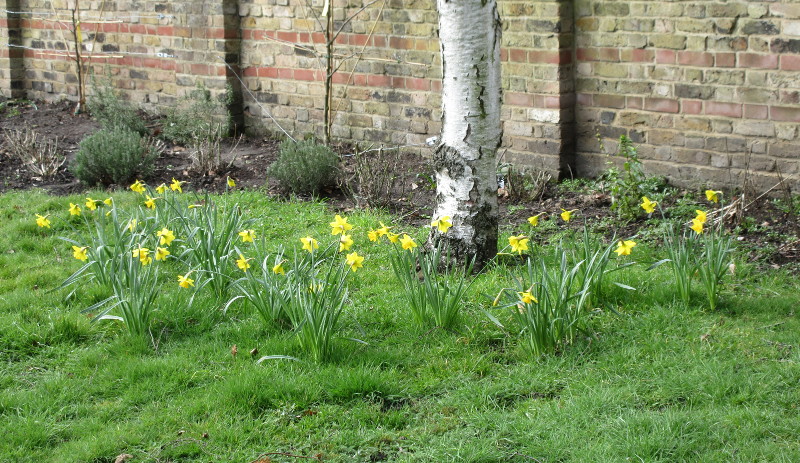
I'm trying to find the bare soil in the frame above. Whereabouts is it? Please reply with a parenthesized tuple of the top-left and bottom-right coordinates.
(1, 99, 798, 271)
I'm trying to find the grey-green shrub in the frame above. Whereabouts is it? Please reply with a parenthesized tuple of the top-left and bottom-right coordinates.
(71, 128, 159, 186)
(162, 83, 232, 145)
(87, 77, 148, 135)
(268, 139, 339, 195)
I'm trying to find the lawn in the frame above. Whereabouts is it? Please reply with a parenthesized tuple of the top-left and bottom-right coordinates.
(1, 188, 798, 462)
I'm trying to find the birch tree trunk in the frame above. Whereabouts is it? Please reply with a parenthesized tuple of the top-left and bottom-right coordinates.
(430, 0, 502, 268)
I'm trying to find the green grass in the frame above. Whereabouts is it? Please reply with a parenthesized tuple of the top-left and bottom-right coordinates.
(1, 189, 799, 462)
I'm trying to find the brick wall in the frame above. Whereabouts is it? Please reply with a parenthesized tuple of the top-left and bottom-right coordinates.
(2, 0, 798, 192)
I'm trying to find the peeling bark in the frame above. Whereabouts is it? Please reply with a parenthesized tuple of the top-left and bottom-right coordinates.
(430, 0, 502, 269)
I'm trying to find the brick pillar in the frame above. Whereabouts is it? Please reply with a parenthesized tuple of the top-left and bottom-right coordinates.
(0, 0, 26, 99)
(500, 0, 576, 179)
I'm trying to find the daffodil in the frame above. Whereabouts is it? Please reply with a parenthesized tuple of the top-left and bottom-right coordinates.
(130, 180, 146, 194)
(301, 236, 319, 253)
(85, 198, 98, 211)
(35, 214, 51, 228)
(399, 234, 417, 251)
(72, 245, 88, 261)
(132, 247, 152, 265)
(518, 291, 537, 304)
(170, 178, 184, 193)
(68, 203, 81, 216)
(329, 215, 353, 235)
(155, 183, 168, 194)
(387, 232, 400, 244)
(690, 218, 704, 234)
(705, 189, 722, 203)
(272, 261, 286, 275)
(155, 247, 170, 261)
(376, 222, 391, 237)
(560, 208, 577, 222)
(339, 234, 354, 252)
(238, 229, 256, 243)
(236, 253, 251, 271)
(640, 197, 657, 214)
(527, 213, 543, 227)
(345, 251, 364, 272)
(177, 273, 195, 288)
(156, 228, 175, 246)
(103, 197, 113, 206)
(367, 229, 379, 242)
(431, 215, 453, 234)
(144, 195, 157, 209)
(695, 210, 707, 224)
(126, 219, 138, 232)
(508, 235, 529, 254)
(615, 240, 637, 256)
(227, 177, 236, 188)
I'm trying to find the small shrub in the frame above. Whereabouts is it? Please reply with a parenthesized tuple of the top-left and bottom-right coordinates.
(601, 135, 667, 220)
(189, 127, 241, 174)
(341, 145, 410, 208)
(162, 83, 232, 145)
(268, 139, 339, 195)
(497, 162, 551, 202)
(3, 127, 66, 179)
(87, 74, 147, 134)
(71, 128, 160, 186)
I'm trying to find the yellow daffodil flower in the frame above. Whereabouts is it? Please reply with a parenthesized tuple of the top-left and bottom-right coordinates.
(705, 189, 722, 203)
(339, 234, 354, 252)
(301, 236, 319, 253)
(615, 240, 637, 256)
(399, 234, 417, 251)
(126, 219, 138, 232)
(376, 222, 391, 237)
(329, 215, 353, 235)
(103, 197, 113, 206)
(640, 197, 657, 214)
(130, 180, 146, 194)
(72, 245, 88, 261)
(170, 178, 184, 193)
(155, 183, 167, 194)
(85, 198, 98, 211)
(367, 229, 379, 242)
(690, 218, 704, 234)
(518, 291, 537, 304)
(387, 232, 400, 244)
(144, 195, 157, 209)
(560, 208, 577, 222)
(431, 215, 453, 234)
(272, 261, 286, 275)
(695, 210, 707, 224)
(238, 229, 256, 243)
(236, 253, 251, 271)
(527, 213, 543, 227)
(155, 247, 170, 261)
(345, 251, 365, 272)
(227, 177, 236, 188)
(35, 214, 51, 228)
(68, 203, 81, 216)
(177, 273, 195, 289)
(157, 228, 175, 246)
(132, 247, 152, 265)
(508, 235, 529, 254)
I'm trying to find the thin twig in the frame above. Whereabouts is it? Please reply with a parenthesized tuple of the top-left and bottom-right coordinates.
(250, 452, 323, 462)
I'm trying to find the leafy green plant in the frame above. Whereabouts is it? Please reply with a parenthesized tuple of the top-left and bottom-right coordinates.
(602, 135, 667, 220)
(567, 225, 635, 308)
(653, 224, 700, 305)
(697, 225, 734, 311)
(389, 243, 475, 330)
(227, 249, 293, 328)
(87, 73, 148, 134)
(71, 128, 160, 186)
(268, 138, 340, 195)
(162, 83, 232, 145)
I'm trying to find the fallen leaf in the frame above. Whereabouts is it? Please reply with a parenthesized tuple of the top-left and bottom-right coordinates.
(231, 344, 238, 358)
(114, 454, 134, 463)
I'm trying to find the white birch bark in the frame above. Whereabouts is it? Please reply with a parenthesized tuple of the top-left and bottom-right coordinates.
(430, 0, 502, 267)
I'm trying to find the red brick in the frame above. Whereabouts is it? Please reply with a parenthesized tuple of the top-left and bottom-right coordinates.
(529, 51, 564, 64)
(682, 100, 703, 114)
(576, 93, 593, 106)
(371, 36, 386, 47)
(506, 92, 533, 107)
(277, 68, 293, 79)
(744, 104, 769, 120)
(770, 106, 800, 122)
(190, 64, 209, 76)
(259, 67, 278, 78)
(576, 48, 597, 61)
(627, 96, 644, 109)
(544, 96, 562, 109)
(389, 37, 413, 49)
(367, 74, 391, 87)
(559, 50, 573, 64)
(353, 74, 367, 86)
(350, 34, 369, 46)
(598, 47, 620, 62)
(678, 51, 713, 67)
(390, 77, 406, 88)
(277, 31, 297, 42)
(297, 32, 310, 43)
(243, 67, 258, 77)
(406, 77, 431, 91)
(656, 49, 676, 64)
(738, 53, 779, 69)
(705, 102, 742, 118)
(626, 48, 654, 62)
(294, 69, 319, 81)
(311, 32, 326, 44)
(509, 48, 527, 63)
(331, 72, 348, 84)
(594, 94, 625, 109)
(431, 80, 442, 92)
(644, 98, 680, 113)
(781, 55, 800, 71)
(714, 53, 735, 68)
(500, 48, 508, 61)
(157, 26, 173, 36)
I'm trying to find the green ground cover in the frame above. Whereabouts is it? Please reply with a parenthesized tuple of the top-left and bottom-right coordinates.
(1, 188, 798, 462)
